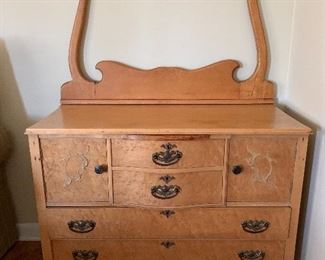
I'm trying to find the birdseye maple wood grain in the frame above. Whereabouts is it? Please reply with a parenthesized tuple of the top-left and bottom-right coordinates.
(45, 207, 291, 240)
(28, 132, 309, 260)
(227, 136, 298, 203)
(113, 170, 224, 207)
(26, 0, 311, 259)
(25, 105, 310, 135)
(111, 138, 225, 169)
(52, 239, 286, 260)
(40, 138, 110, 205)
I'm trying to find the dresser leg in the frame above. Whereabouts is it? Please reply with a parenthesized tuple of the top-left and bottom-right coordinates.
(284, 136, 309, 260)
(28, 135, 53, 260)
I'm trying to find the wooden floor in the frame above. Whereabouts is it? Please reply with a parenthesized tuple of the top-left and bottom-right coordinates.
(1, 241, 42, 260)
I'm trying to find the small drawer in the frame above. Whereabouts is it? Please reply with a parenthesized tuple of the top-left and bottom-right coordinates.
(111, 137, 225, 169)
(52, 239, 285, 260)
(40, 138, 109, 205)
(113, 170, 223, 207)
(46, 207, 291, 240)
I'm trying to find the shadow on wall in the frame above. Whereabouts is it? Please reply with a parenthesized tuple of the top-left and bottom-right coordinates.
(0, 39, 38, 231)
(0, 128, 17, 256)
(280, 105, 320, 260)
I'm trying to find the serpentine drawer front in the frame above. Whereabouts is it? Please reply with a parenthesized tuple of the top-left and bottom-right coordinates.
(28, 106, 310, 260)
(40, 136, 298, 206)
(52, 239, 286, 260)
(111, 138, 225, 168)
(113, 169, 223, 207)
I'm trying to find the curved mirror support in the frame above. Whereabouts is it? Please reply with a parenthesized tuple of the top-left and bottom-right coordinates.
(61, 0, 274, 104)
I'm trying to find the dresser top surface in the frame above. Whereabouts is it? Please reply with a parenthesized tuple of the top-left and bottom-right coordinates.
(26, 104, 311, 135)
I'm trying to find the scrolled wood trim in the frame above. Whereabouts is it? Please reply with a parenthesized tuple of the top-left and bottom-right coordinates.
(240, 0, 274, 99)
(69, 0, 92, 83)
(247, 0, 268, 82)
(62, 0, 274, 104)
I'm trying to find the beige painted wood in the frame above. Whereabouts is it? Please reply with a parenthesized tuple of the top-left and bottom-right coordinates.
(27, 135, 53, 260)
(61, 0, 275, 104)
(113, 170, 223, 207)
(25, 105, 311, 135)
(52, 239, 285, 260)
(40, 138, 109, 205)
(227, 136, 298, 203)
(46, 207, 291, 240)
(112, 138, 225, 169)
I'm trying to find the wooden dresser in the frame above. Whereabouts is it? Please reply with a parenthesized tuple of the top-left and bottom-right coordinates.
(26, 1, 311, 259)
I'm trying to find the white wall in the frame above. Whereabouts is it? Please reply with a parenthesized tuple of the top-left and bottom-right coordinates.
(0, 0, 323, 258)
(284, 1, 325, 259)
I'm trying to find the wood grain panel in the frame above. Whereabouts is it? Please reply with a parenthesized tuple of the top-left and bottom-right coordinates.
(113, 170, 223, 207)
(26, 106, 310, 260)
(52, 239, 285, 260)
(40, 138, 109, 204)
(46, 207, 291, 240)
(228, 137, 297, 203)
(25, 105, 311, 136)
(112, 138, 225, 168)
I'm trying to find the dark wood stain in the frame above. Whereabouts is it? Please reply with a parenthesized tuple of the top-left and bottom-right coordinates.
(1, 241, 42, 260)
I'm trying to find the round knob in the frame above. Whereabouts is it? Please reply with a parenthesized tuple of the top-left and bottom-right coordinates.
(94, 165, 107, 174)
(232, 165, 243, 175)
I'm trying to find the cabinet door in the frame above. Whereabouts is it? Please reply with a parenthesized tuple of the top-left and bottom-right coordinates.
(40, 138, 109, 205)
(228, 137, 297, 203)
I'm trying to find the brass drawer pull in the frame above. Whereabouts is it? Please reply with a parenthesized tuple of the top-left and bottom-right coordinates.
(72, 250, 99, 260)
(160, 209, 175, 218)
(151, 185, 181, 199)
(238, 250, 265, 260)
(68, 220, 96, 233)
(152, 143, 183, 166)
(161, 240, 175, 249)
(241, 220, 270, 233)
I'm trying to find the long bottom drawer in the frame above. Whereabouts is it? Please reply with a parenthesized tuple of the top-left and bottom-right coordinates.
(46, 207, 291, 240)
(52, 239, 285, 260)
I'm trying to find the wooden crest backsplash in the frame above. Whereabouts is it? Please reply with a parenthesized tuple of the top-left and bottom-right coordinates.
(61, 0, 274, 104)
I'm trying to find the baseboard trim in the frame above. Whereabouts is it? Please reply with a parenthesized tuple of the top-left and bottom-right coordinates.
(16, 223, 40, 241)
